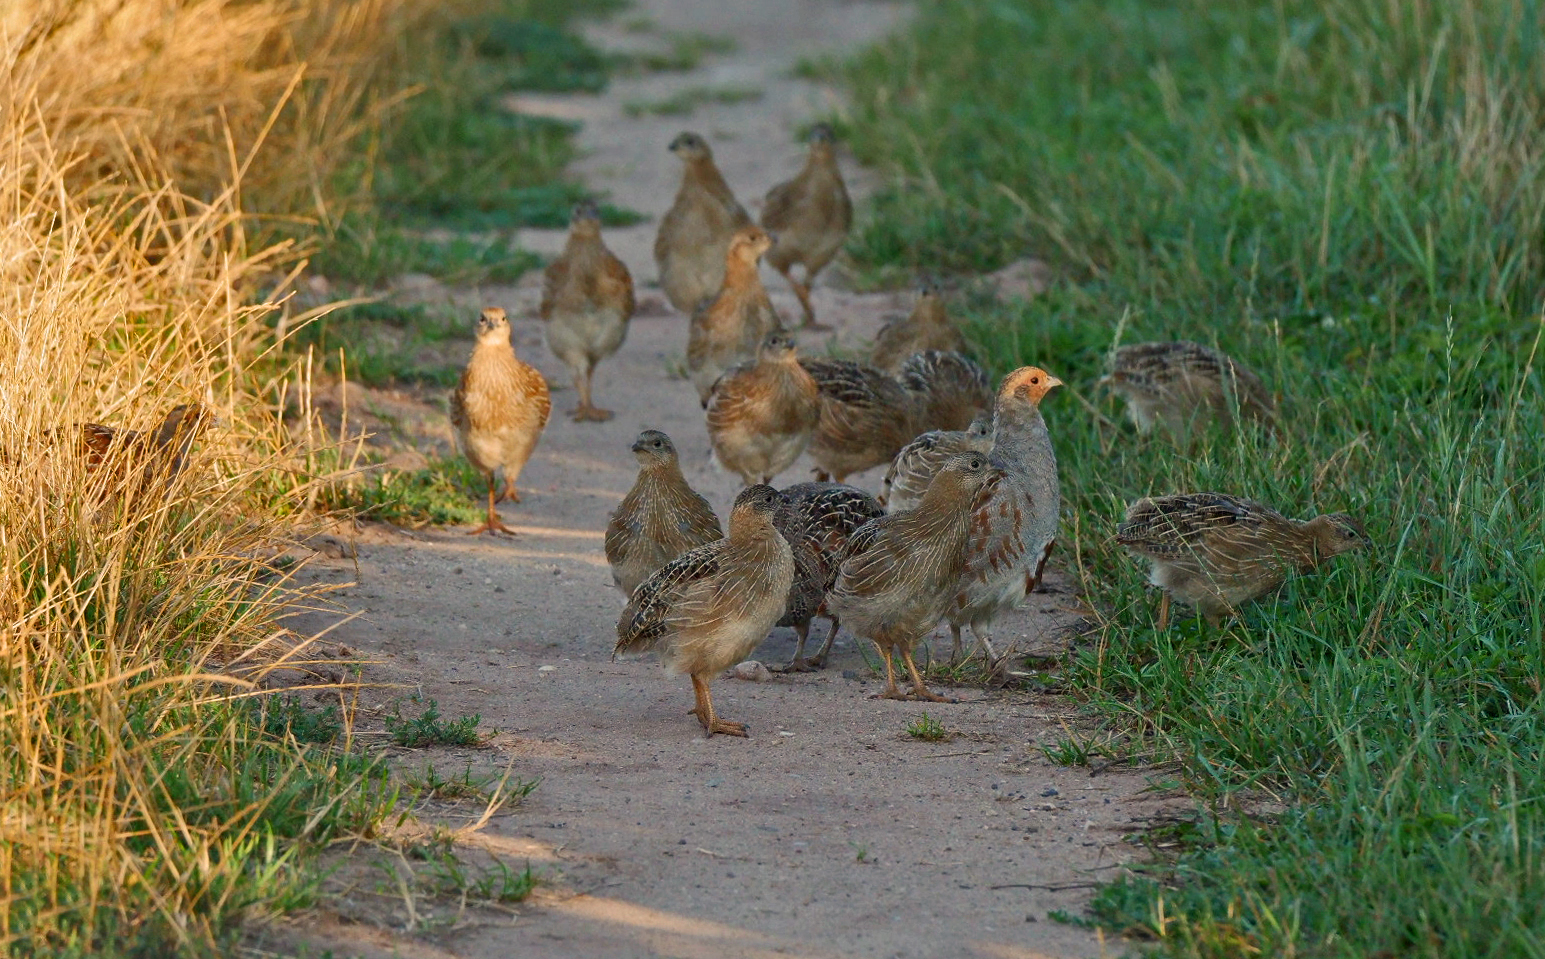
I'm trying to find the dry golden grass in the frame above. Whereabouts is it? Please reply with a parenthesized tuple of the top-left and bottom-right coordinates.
(0, 0, 465, 952)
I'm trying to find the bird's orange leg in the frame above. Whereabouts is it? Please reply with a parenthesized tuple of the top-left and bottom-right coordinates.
(782, 621, 818, 673)
(901, 645, 956, 703)
(869, 641, 907, 700)
(1156, 592, 1171, 630)
(778, 265, 828, 330)
(572, 365, 613, 422)
(468, 477, 515, 535)
(808, 618, 840, 669)
(691, 673, 747, 737)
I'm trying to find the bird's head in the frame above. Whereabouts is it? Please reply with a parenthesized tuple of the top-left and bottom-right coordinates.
(758, 331, 798, 361)
(967, 410, 994, 441)
(1000, 366, 1063, 406)
(1308, 512, 1372, 560)
(733, 483, 788, 518)
(728, 225, 775, 263)
(475, 307, 511, 344)
(669, 131, 711, 161)
(629, 429, 678, 466)
(570, 199, 602, 233)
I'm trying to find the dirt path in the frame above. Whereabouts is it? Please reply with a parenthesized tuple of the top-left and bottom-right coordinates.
(264, 3, 1169, 957)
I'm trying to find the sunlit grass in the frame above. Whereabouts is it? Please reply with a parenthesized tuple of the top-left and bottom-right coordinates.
(844, 0, 1545, 954)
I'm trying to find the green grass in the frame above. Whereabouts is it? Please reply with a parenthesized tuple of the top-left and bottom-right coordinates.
(842, 1, 1545, 956)
(316, 454, 487, 528)
(288, 301, 470, 388)
(622, 84, 764, 117)
(385, 697, 487, 748)
(312, 0, 640, 286)
(611, 31, 739, 74)
(905, 712, 952, 742)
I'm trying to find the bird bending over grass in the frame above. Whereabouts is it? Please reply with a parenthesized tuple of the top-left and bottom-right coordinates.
(1116, 492, 1369, 628)
(616, 485, 793, 738)
(451, 307, 551, 535)
(48, 402, 216, 495)
(1103, 341, 1276, 440)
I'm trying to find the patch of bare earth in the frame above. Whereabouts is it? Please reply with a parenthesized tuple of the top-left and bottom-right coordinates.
(258, 3, 1164, 957)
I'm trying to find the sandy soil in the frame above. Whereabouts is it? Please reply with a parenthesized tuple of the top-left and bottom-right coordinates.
(258, 3, 1171, 956)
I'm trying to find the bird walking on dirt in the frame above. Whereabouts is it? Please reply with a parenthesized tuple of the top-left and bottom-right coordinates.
(655, 131, 752, 316)
(870, 283, 965, 372)
(705, 331, 821, 486)
(945, 367, 1063, 666)
(1116, 492, 1369, 628)
(800, 357, 922, 483)
(450, 307, 551, 535)
(615, 485, 794, 738)
(688, 225, 784, 403)
(540, 200, 635, 422)
(774, 481, 884, 672)
(605, 430, 723, 597)
(1102, 341, 1276, 440)
(879, 410, 993, 512)
(827, 452, 999, 702)
(760, 123, 852, 329)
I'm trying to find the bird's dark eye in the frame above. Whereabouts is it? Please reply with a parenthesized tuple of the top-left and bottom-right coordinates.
(1030, 376, 1040, 385)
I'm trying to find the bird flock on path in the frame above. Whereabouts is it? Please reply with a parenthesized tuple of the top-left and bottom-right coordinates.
(60, 126, 1367, 740)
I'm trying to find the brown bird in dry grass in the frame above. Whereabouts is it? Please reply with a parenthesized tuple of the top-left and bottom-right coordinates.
(50, 403, 215, 493)
(945, 367, 1063, 665)
(870, 283, 965, 372)
(760, 123, 852, 330)
(800, 358, 922, 483)
(827, 452, 998, 701)
(615, 484, 793, 738)
(705, 331, 820, 486)
(605, 430, 723, 597)
(540, 200, 635, 422)
(773, 481, 884, 672)
(1116, 492, 1369, 628)
(898, 349, 993, 433)
(879, 410, 993, 512)
(655, 132, 753, 316)
(1103, 341, 1276, 440)
(687, 225, 783, 403)
(450, 307, 551, 535)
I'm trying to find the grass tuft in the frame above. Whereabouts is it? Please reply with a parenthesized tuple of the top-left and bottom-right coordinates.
(385, 697, 487, 748)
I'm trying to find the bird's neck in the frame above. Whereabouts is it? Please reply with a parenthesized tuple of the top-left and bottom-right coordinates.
(722, 253, 764, 289)
(684, 158, 735, 200)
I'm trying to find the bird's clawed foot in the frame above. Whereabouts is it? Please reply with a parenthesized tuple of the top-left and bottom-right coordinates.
(907, 686, 957, 704)
(781, 657, 821, 673)
(467, 515, 517, 536)
(570, 404, 614, 422)
(496, 485, 522, 504)
(707, 718, 749, 738)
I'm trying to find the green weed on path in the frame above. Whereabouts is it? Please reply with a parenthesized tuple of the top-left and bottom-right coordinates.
(842, 1, 1545, 955)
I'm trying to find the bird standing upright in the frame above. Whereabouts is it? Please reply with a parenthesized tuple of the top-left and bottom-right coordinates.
(655, 132, 752, 316)
(705, 331, 820, 486)
(760, 123, 852, 329)
(605, 430, 723, 597)
(450, 307, 551, 535)
(827, 452, 998, 702)
(616, 485, 794, 738)
(945, 367, 1063, 665)
(687, 225, 783, 403)
(541, 200, 635, 422)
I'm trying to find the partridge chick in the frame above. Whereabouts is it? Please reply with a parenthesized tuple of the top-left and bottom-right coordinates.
(774, 481, 884, 671)
(688, 225, 783, 402)
(51, 403, 215, 493)
(450, 307, 551, 535)
(655, 132, 752, 315)
(605, 430, 723, 597)
(760, 123, 852, 329)
(827, 452, 997, 701)
(1116, 492, 1369, 628)
(898, 349, 993, 432)
(945, 368, 1063, 664)
(880, 410, 993, 512)
(705, 331, 820, 485)
(1103, 341, 1276, 440)
(541, 200, 635, 421)
(615, 485, 793, 737)
(800, 358, 921, 483)
(870, 283, 965, 372)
